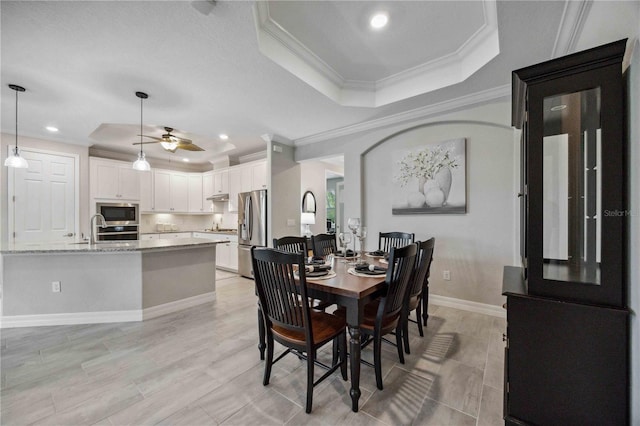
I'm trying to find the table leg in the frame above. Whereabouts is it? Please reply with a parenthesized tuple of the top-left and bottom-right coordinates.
(258, 305, 266, 360)
(348, 324, 361, 412)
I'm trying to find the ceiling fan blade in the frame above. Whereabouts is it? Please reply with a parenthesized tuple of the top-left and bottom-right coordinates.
(132, 140, 161, 145)
(175, 136, 193, 143)
(178, 143, 205, 152)
(138, 135, 163, 142)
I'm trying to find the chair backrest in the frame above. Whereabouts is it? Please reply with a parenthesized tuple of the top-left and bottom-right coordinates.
(379, 232, 415, 252)
(273, 236, 308, 255)
(251, 247, 312, 340)
(311, 233, 337, 257)
(380, 243, 418, 321)
(406, 238, 435, 301)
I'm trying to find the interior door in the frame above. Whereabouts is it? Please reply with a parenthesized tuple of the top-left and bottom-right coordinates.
(8, 148, 78, 243)
(336, 181, 345, 234)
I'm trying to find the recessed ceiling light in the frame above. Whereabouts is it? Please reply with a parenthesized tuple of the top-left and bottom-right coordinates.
(182, 158, 190, 162)
(370, 13, 388, 29)
(46, 126, 59, 132)
(550, 105, 567, 111)
(219, 134, 229, 140)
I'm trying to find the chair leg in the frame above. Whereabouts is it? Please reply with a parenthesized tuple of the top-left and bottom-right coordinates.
(395, 323, 405, 364)
(422, 287, 430, 326)
(332, 336, 339, 367)
(263, 333, 274, 386)
(306, 349, 315, 413)
(403, 313, 411, 355)
(374, 333, 383, 390)
(416, 304, 424, 337)
(258, 307, 266, 360)
(340, 332, 348, 380)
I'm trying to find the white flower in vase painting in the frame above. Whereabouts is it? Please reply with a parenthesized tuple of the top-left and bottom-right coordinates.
(392, 138, 466, 214)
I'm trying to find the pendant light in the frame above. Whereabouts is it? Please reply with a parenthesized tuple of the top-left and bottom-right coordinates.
(4, 84, 28, 168)
(132, 91, 151, 171)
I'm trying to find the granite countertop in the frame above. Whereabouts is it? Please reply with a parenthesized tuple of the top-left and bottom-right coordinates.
(0, 237, 230, 254)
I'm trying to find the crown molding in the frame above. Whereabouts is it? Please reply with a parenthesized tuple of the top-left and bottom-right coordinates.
(294, 83, 511, 146)
(254, 1, 500, 107)
(552, 0, 593, 58)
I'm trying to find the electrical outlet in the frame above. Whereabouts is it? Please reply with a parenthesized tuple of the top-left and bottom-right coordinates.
(52, 281, 61, 292)
(443, 270, 451, 281)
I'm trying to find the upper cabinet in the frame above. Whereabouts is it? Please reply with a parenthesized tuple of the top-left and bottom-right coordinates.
(228, 167, 243, 212)
(188, 173, 204, 213)
(153, 169, 189, 213)
(213, 170, 229, 195)
(513, 39, 628, 307)
(251, 160, 267, 190)
(90, 157, 141, 201)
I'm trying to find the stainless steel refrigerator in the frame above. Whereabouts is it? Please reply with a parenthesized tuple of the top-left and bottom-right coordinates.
(237, 189, 267, 278)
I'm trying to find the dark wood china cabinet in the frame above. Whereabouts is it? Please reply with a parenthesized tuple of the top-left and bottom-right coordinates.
(503, 39, 630, 425)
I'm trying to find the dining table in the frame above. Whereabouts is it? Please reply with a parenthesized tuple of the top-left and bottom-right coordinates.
(256, 255, 388, 412)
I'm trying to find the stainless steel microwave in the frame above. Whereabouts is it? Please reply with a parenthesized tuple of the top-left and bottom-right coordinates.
(96, 202, 139, 225)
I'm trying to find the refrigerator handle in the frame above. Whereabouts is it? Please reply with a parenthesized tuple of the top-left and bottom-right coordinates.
(247, 194, 253, 241)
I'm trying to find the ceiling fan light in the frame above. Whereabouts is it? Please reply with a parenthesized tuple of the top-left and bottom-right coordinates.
(161, 141, 179, 152)
(4, 147, 28, 168)
(133, 151, 150, 171)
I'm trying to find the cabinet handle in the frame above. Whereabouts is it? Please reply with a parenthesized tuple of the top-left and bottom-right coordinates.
(502, 333, 507, 342)
(517, 193, 524, 198)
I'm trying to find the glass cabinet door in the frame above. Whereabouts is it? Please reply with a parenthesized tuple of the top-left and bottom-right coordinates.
(522, 51, 626, 308)
(542, 88, 601, 285)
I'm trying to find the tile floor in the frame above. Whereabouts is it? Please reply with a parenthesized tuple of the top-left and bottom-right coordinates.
(0, 272, 505, 425)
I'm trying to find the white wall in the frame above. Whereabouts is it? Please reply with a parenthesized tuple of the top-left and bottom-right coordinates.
(268, 142, 300, 243)
(297, 102, 513, 307)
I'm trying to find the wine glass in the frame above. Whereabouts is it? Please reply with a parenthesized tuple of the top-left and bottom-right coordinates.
(357, 226, 367, 263)
(338, 232, 352, 262)
(347, 218, 360, 255)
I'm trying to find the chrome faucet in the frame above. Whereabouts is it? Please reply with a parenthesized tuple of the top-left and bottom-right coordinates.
(90, 213, 107, 244)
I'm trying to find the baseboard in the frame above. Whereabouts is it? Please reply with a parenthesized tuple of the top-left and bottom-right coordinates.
(142, 292, 216, 320)
(0, 292, 217, 328)
(430, 294, 506, 318)
(0, 310, 142, 328)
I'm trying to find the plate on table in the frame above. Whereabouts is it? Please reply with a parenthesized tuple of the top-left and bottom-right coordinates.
(366, 251, 386, 259)
(349, 266, 387, 277)
(306, 270, 330, 278)
(335, 250, 357, 259)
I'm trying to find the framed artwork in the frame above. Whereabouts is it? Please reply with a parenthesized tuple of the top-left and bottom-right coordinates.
(392, 137, 466, 214)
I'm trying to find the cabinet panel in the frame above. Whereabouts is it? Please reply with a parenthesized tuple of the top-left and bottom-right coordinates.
(251, 160, 267, 190)
(214, 170, 229, 195)
(153, 170, 172, 212)
(118, 167, 141, 200)
(228, 168, 242, 212)
(188, 174, 204, 213)
(228, 242, 238, 271)
(139, 169, 153, 212)
(240, 166, 252, 193)
(202, 172, 214, 213)
(153, 170, 188, 213)
(90, 158, 140, 201)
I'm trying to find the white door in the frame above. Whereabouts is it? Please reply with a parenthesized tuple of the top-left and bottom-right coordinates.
(9, 149, 78, 243)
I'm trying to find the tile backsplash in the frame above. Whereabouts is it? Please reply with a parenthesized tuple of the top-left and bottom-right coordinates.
(140, 211, 238, 233)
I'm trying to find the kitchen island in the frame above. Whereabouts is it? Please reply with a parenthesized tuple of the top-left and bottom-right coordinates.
(0, 237, 229, 328)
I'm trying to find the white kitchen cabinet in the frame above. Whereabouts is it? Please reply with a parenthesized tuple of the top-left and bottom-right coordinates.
(228, 242, 239, 270)
(188, 174, 204, 213)
(140, 233, 159, 240)
(193, 232, 237, 271)
(240, 165, 253, 193)
(213, 170, 229, 196)
(251, 160, 267, 190)
(90, 157, 141, 201)
(153, 169, 189, 213)
(202, 172, 214, 213)
(228, 167, 242, 212)
(139, 170, 153, 212)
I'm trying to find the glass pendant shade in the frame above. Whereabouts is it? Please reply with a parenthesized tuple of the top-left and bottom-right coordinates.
(4, 147, 28, 168)
(132, 151, 150, 171)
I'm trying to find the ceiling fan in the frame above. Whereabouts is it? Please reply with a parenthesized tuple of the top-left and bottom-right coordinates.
(134, 127, 205, 153)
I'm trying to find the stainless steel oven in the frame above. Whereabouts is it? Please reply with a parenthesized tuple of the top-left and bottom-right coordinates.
(96, 203, 139, 241)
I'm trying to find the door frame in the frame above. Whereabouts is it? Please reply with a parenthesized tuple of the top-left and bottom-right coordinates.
(7, 145, 80, 243)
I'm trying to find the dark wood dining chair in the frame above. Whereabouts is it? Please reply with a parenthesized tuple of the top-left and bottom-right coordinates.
(273, 236, 309, 256)
(401, 238, 435, 354)
(251, 247, 348, 413)
(335, 243, 417, 390)
(378, 231, 415, 252)
(311, 233, 337, 257)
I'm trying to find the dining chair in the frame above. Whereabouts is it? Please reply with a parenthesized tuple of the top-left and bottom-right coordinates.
(378, 231, 415, 252)
(311, 233, 337, 257)
(335, 243, 417, 390)
(401, 238, 435, 354)
(251, 247, 348, 413)
(273, 236, 309, 256)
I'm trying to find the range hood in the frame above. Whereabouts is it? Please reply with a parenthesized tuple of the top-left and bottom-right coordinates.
(207, 193, 229, 202)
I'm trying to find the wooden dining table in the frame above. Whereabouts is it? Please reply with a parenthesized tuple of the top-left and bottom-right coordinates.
(256, 257, 388, 412)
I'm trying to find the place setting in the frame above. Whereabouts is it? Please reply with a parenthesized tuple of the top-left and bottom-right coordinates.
(347, 262, 388, 278)
(299, 255, 337, 280)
